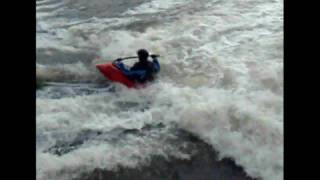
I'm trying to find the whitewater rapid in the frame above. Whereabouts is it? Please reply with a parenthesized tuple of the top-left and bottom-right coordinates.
(36, 0, 283, 179)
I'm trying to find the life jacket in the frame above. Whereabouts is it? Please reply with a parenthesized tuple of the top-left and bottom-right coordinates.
(130, 61, 156, 83)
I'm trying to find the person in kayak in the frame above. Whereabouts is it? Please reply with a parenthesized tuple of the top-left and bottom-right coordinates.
(113, 49, 160, 84)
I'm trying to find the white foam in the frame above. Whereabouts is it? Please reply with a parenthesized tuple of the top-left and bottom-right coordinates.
(37, 0, 283, 179)
(36, 1, 64, 12)
(123, 0, 192, 15)
(36, 61, 102, 83)
(36, 86, 193, 180)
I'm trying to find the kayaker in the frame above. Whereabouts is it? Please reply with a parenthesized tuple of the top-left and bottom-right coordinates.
(113, 49, 160, 84)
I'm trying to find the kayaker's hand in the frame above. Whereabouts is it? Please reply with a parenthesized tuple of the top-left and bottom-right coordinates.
(113, 58, 122, 65)
(112, 59, 119, 66)
(150, 54, 159, 59)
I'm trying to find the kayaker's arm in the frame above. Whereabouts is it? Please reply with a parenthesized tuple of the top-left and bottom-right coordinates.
(115, 62, 147, 80)
(150, 54, 160, 73)
(152, 57, 160, 73)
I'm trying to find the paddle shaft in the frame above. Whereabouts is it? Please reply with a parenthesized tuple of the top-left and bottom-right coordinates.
(121, 56, 138, 60)
(113, 55, 160, 63)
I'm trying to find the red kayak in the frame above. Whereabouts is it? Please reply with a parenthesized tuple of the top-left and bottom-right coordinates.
(96, 63, 137, 88)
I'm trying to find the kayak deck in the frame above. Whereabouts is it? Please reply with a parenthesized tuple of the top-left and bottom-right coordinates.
(96, 63, 136, 88)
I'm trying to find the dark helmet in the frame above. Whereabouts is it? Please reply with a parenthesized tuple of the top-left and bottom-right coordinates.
(137, 49, 149, 61)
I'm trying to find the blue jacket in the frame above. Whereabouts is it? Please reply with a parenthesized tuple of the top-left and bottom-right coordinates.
(115, 57, 160, 83)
